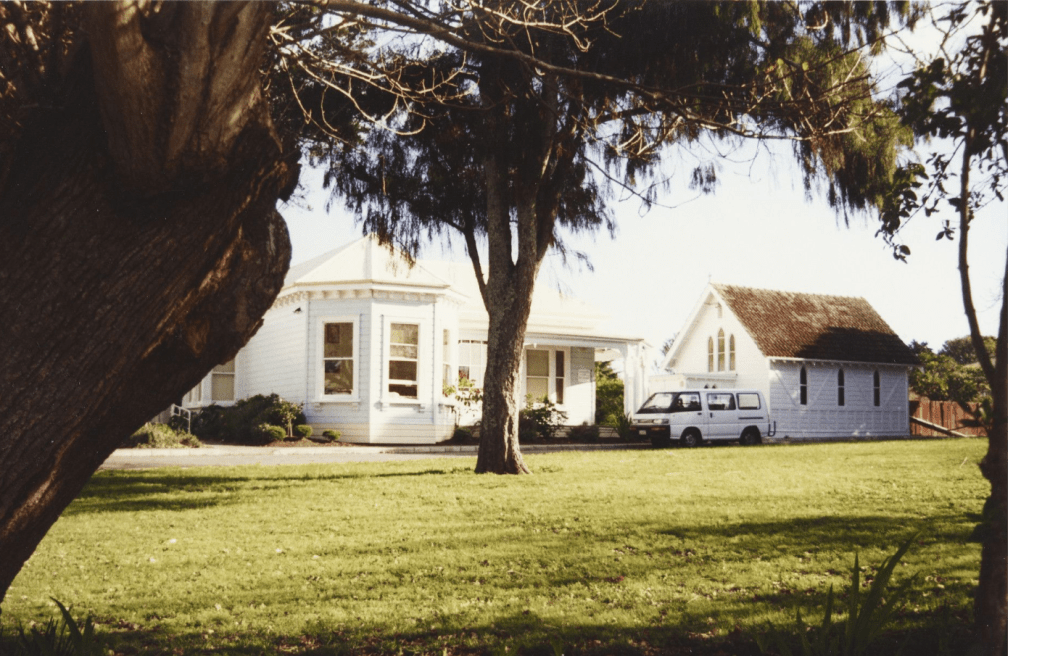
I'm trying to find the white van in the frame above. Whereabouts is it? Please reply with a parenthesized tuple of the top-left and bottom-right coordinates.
(631, 389, 776, 447)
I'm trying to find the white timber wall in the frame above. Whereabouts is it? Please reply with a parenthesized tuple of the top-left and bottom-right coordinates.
(237, 302, 309, 403)
(769, 362, 911, 438)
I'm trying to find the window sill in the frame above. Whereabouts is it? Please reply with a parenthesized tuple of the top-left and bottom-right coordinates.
(313, 397, 361, 409)
(379, 398, 427, 411)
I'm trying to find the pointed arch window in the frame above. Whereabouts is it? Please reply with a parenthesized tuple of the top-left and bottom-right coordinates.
(837, 369, 846, 406)
(729, 334, 736, 371)
(799, 367, 808, 405)
(707, 337, 714, 372)
(873, 370, 881, 407)
(717, 329, 726, 372)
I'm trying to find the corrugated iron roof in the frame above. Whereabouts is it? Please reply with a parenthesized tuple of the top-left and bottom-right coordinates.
(713, 284, 919, 365)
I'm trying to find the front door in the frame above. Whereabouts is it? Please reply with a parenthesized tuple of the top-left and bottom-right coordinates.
(669, 391, 705, 441)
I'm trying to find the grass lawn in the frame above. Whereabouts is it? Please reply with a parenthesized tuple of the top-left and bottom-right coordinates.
(1, 439, 988, 655)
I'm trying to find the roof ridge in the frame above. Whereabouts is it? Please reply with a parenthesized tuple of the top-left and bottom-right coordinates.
(713, 282, 865, 301)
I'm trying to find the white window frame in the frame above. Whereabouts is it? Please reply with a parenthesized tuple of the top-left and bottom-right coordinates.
(523, 347, 568, 405)
(383, 317, 423, 402)
(317, 316, 360, 401)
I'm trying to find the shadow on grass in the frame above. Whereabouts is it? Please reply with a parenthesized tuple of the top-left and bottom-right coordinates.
(69, 466, 467, 516)
(86, 602, 975, 656)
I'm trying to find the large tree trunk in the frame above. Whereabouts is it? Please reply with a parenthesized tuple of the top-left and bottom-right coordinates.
(975, 266, 1008, 655)
(0, 2, 296, 604)
(474, 268, 538, 475)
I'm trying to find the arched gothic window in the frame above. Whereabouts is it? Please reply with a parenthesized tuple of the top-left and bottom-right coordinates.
(717, 329, 725, 372)
(707, 337, 714, 372)
(729, 335, 736, 371)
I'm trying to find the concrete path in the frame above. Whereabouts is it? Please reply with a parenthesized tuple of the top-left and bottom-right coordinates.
(99, 442, 651, 470)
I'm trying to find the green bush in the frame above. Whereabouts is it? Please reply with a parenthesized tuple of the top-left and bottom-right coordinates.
(321, 429, 341, 442)
(252, 423, 287, 443)
(122, 423, 202, 449)
(193, 394, 306, 445)
(294, 424, 313, 439)
(613, 412, 634, 440)
(594, 361, 625, 425)
(567, 424, 600, 443)
(519, 395, 566, 444)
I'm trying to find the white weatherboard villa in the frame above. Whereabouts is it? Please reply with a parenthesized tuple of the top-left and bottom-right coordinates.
(183, 235, 650, 443)
(655, 283, 920, 439)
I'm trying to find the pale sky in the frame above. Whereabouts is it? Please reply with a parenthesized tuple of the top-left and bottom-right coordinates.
(280, 144, 1008, 357)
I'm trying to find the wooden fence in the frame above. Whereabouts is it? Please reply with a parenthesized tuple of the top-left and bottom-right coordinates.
(910, 398, 987, 436)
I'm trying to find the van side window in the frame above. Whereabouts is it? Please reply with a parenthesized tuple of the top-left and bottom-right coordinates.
(673, 392, 701, 411)
(706, 392, 736, 411)
(737, 393, 761, 410)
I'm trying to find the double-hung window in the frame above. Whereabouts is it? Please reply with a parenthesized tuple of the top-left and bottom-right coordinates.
(211, 359, 236, 401)
(388, 323, 419, 398)
(525, 349, 566, 403)
(442, 330, 455, 389)
(458, 340, 487, 386)
(322, 321, 357, 396)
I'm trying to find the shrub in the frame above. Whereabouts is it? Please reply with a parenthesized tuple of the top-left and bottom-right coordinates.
(321, 429, 341, 442)
(122, 423, 202, 449)
(7, 598, 105, 656)
(519, 396, 566, 444)
(613, 412, 634, 440)
(452, 426, 477, 443)
(192, 394, 306, 445)
(567, 424, 600, 443)
(252, 423, 287, 443)
(754, 534, 919, 656)
(595, 361, 625, 425)
(294, 424, 313, 439)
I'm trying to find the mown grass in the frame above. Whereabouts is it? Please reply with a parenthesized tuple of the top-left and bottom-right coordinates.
(2, 439, 988, 655)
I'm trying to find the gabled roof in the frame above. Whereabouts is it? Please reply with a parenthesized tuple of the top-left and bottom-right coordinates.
(712, 284, 919, 365)
(282, 234, 453, 293)
(279, 235, 645, 343)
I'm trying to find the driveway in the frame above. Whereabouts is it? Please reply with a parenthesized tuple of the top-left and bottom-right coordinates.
(99, 442, 649, 470)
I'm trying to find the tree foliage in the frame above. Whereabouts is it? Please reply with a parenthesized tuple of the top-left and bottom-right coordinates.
(274, 0, 919, 473)
(908, 340, 988, 404)
(879, 3, 1007, 652)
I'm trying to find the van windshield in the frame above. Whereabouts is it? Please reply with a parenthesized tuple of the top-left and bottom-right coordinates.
(639, 392, 676, 412)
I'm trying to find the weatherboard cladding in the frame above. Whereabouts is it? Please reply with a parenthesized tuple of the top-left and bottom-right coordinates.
(712, 284, 919, 366)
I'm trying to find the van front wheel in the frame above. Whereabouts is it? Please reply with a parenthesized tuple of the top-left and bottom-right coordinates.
(681, 429, 701, 448)
(740, 427, 761, 446)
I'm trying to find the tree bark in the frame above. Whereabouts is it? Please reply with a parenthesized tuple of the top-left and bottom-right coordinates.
(957, 134, 1007, 655)
(975, 265, 1008, 656)
(0, 2, 296, 604)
